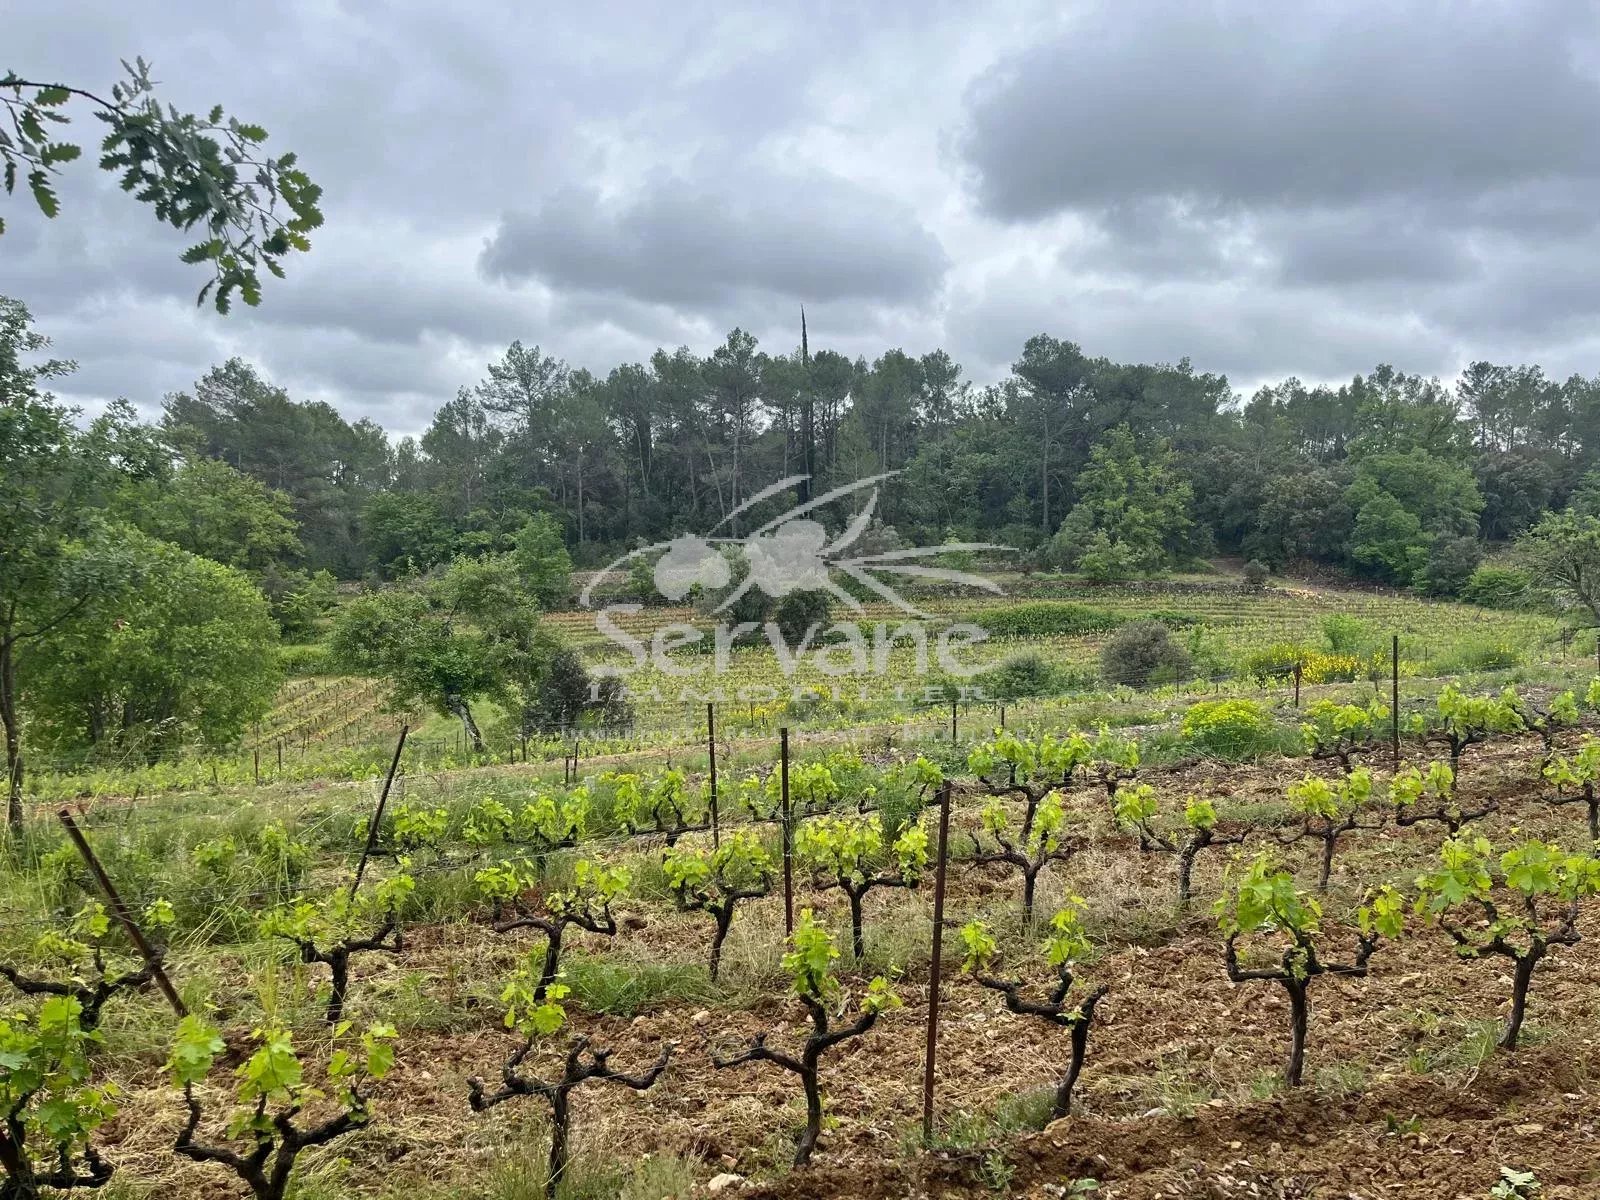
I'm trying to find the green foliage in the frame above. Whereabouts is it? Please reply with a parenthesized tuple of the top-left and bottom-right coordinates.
(0, 995, 117, 1187)
(1049, 427, 1193, 578)
(1415, 835, 1600, 934)
(260, 872, 414, 950)
(1286, 768, 1373, 823)
(1390, 761, 1459, 823)
(774, 589, 833, 644)
(1491, 1166, 1542, 1199)
(1519, 510, 1600, 626)
(782, 909, 842, 1005)
(500, 961, 571, 1039)
(1219, 856, 1323, 946)
(973, 602, 1122, 639)
(1240, 641, 1307, 683)
(1461, 565, 1531, 610)
(2, 59, 323, 310)
(512, 513, 574, 609)
(1099, 620, 1192, 688)
(1301, 698, 1389, 762)
(24, 525, 282, 758)
(602, 769, 702, 837)
(167, 1016, 397, 1129)
(662, 831, 772, 899)
(978, 652, 1073, 699)
(115, 456, 301, 572)
(1181, 699, 1274, 758)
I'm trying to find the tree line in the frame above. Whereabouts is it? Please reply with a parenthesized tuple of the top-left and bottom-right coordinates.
(141, 322, 1600, 596)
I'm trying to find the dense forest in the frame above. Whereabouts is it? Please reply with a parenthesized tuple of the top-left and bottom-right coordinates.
(144, 319, 1600, 595)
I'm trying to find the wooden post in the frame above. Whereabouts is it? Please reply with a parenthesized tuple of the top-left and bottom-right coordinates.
(950, 698, 958, 743)
(922, 779, 953, 1143)
(1292, 660, 1302, 708)
(253, 748, 260, 786)
(58, 812, 186, 1017)
(781, 726, 793, 937)
(350, 725, 408, 901)
(1391, 635, 1400, 766)
(998, 703, 1006, 730)
(707, 703, 720, 849)
(277, 740, 283, 774)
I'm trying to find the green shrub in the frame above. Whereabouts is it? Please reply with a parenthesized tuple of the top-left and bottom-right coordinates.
(1320, 614, 1372, 654)
(974, 601, 1123, 639)
(1180, 699, 1275, 758)
(775, 590, 832, 644)
(1100, 620, 1192, 688)
(1461, 565, 1531, 610)
(1241, 642, 1310, 682)
(1145, 609, 1203, 628)
(1242, 559, 1270, 588)
(1435, 638, 1523, 672)
(979, 653, 1070, 700)
(277, 642, 334, 676)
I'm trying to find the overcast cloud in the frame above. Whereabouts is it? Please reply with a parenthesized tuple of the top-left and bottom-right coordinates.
(8, 0, 1600, 433)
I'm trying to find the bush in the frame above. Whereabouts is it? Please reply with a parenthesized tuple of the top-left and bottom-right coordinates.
(1320, 614, 1372, 655)
(1145, 609, 1202, 629)
(277, 643, 333, 676)
(979, 653, 1071, 700)
(975, 602, 1122, 639)
(1461, 565, 1531, 610)
(1181, 699, 1275, 758)
(775, 590, 832, 644)
(1242, 559, 1270, 589)
(1435, 638, 1523, 673)
(1241, 642, 1311, 683)
(1417, 535, 1483, 598)
(1100, 620, 1192, 689)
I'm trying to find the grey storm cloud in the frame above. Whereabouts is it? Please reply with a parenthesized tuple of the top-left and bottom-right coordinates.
(9, 0, 1600, 429)
(959, 1, 1600, 220)
(479, 173, 950, 310)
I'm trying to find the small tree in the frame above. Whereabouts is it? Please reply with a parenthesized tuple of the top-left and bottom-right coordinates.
(467, 963, 671, 1198)
(474, 860, 626, 1000)
(1415, 835, 1600, 1050)
(1543, 735, 1600, 843)
(0, 899, 173, 1030)
(959, 900, 1108, 1119)
(1099, 620, 1192, 688)
(260, 874, 412, 1024)
(1390, 760, 1492, 833)
(1300, 699, 1389, 774)
(712, 911, 900, 1166)
(661, 833, 773, 981)
(1216, 857, 1400, 1086)
(0, 996, 117, 1198)
(1279, 768, 1384, 892)
(168, 1018, 396, 1200)
(795, 814, 927, 960)
(1111, 787, 1242, 910)
(1241, 559, 1270, 589)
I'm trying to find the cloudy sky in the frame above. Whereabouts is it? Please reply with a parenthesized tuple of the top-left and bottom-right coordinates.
(9, 0, 1600, 434)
